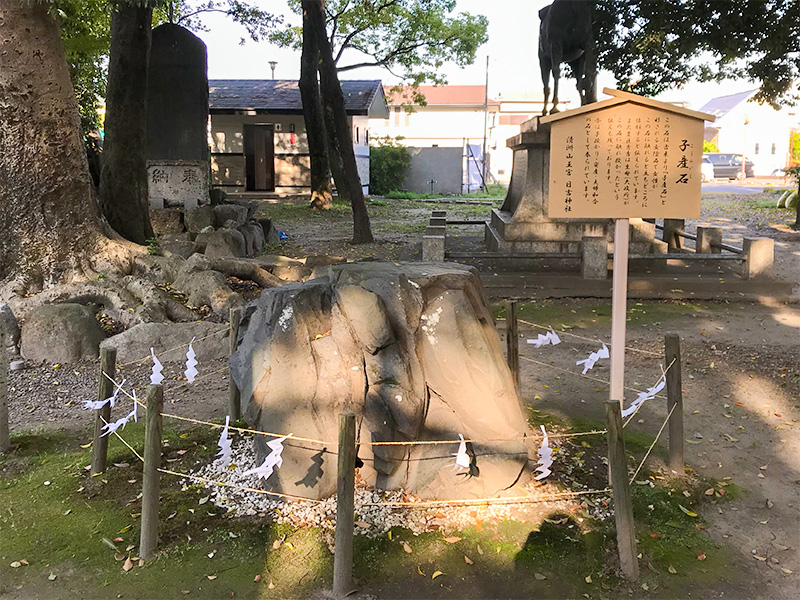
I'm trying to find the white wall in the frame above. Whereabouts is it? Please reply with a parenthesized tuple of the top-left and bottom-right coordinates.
(713, 102, 799, 175)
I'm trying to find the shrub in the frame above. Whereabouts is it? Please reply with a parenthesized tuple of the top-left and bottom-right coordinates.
(369, 136, 411, 195)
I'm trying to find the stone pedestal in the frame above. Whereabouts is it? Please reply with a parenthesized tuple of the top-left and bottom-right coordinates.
(485, 117, 657, 255)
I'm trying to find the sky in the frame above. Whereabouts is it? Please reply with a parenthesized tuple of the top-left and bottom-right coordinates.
(193, 0, 755, 111)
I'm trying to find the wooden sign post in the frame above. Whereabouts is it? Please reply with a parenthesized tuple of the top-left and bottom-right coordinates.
(542, 88, 714, 407)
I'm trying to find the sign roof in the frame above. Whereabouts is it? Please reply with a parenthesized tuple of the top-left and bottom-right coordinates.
(540, 88, 716, 124)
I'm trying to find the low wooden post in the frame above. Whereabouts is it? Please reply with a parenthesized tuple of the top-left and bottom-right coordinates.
(665, 333, 684, 475)
(228, 308, 242, 421)
(140, 384, 164, 560)
(0, 332, 10, 453)
(333, 412, 356, 597)
(605, 401, 639, 580)
(505, 301, 519, 392)
(90, 347, 117, 474)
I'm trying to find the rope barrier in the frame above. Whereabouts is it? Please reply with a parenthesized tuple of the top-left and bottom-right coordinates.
(622, 358, 676, 428)
(629, 402, 677, 485)
(516, 318, 661, 357)
(116, 325, 229, 370)
(99, 415, 144, 463)
(104, 371, 604, 447)
(357, 488, 611, 508)
(520, 354, 672, 401)
(158, 468, 326, 504)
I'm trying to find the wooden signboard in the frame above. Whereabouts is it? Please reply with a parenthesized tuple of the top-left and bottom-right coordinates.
(543, 89, 714, 219)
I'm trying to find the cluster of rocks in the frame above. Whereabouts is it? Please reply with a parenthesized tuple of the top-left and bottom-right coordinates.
(151, 201, 280, 260)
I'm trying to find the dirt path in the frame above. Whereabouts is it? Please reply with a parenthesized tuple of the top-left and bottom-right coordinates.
(510, 298, 799, 599)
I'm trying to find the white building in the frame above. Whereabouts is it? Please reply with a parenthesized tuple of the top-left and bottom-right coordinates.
(698, 90, 800, 176)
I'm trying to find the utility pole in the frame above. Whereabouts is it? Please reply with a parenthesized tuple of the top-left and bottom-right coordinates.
(482, 55, 489, 193)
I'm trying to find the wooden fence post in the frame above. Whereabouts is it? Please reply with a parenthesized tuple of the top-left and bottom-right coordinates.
(140, 384, 164, 560)
(333, 412, 356, 597)
(505, 301, 519, 392)
(0, 332, 10, 453)
(91, 347, 117, 474)
(228, 308, 242, 421)
(665, 333, 684, 475)
(605, 401, 639, 580)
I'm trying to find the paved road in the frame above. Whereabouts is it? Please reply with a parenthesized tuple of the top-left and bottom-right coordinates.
(702, 183, 765, 194)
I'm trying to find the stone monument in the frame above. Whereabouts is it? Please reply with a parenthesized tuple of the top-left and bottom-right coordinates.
(145, 24, 209, 209)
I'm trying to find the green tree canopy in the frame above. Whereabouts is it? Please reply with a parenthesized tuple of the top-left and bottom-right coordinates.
(272, 0, 488, 86)
(594, 0, 800, 107)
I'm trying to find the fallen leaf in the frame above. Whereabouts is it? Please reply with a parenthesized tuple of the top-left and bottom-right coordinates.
(704, 488, 715, 496)
(48, 573, 57, 581)
(585, 575, 593, 583)
(771, 541, 789, 551)
(167, 512, 177, 520)
(122, 558, 134, 572)
(119, 525, 132, 534)
(417, 566, 425, 576)
(102, 538, 119, 551)
(113, 537, 124, 543)
(648, 532, 662, 539)
(114, 553, 125, 562)
(207, 575, 217, 580)
(753, 555, 767, 561)
(534, 573, 547, 580)
(781, 568, 793, 574)
(679, 505, 698, 517)
(476, 545, 484, 555)
(199, 496, 210, 505)
(464, 555, 473, 565)
(402, 542, 412, 554)
(697, 552, 707, 561)
(668, 565, 677, 574)
(253, 574, 261, 583)
(10, 562, 21, 568)
(268, 580, 275, 589)
(443, 537, 461, 544)
(387, 531, 392, 540)
(431, 570, 444, 580)
(355, 521, 371, 529)
(272, 540, 281, 549)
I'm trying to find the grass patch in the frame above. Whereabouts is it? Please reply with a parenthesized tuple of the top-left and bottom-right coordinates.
(1, 418, 747, 599)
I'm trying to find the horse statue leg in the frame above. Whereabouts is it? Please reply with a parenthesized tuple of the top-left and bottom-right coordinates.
(540, 54, 552, 116)
(583, 39, 598, 104)
(549, 43, 562, 115)
(569, 55, 586, 105)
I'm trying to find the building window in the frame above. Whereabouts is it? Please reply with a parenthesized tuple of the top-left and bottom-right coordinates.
(394, 106, 400, 126)
(754, 143, 759, 154)
(365, 129, 369, 145)
(356, 127, 359, 143)
(772, 143, 777, 155)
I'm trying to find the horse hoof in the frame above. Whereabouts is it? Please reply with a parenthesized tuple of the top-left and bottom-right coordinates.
(549, 108, 560, 115)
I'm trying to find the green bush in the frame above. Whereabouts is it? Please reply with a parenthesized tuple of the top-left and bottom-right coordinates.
(369, 136, 411, 195)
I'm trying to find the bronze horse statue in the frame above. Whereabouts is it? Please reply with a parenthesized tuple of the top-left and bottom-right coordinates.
(539, 0, 597, 115)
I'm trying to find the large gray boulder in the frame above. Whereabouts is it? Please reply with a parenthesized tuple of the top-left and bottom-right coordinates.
(21, 303, 105, 363)
(173, 268, 243, 316)
(230, 262, 536, 500)
(184, 205, 215, 234)
(100, 321, 228, 363)
(196, 228, 246, 258)
(213, 204, 248, 228)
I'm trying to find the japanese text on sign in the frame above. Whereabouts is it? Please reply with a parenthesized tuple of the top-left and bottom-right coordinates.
(548, 103, 702, 219)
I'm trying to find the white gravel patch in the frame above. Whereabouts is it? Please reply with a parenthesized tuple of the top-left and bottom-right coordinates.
(188, 433, 614, 546)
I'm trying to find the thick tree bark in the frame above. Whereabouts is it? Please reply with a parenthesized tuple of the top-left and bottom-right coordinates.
(299, 0, 333, 210)
(0, 3, 136, 294)
(99, 4, 154, 244)
(306, 0, 373, 243)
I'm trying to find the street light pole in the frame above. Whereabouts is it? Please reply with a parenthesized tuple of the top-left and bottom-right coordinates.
(269, 61, 278, 79)
(482, 55, 489, 193)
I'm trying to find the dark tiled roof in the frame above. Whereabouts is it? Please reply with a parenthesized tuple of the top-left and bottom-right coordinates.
(697, 90, 757, 120)
(208, 79, 384, 115)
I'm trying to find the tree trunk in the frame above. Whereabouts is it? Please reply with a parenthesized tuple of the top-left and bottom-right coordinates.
(0, 3, 123, 294)
(299, 0, 333, 210)
(324, 109, 349, 204)
(306, 0, 373, 243)
(99, 4, 154, 244)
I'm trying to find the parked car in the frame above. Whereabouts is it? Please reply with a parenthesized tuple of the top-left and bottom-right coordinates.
(701, 156, 714, 182)
(703, 153, 754, 179)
